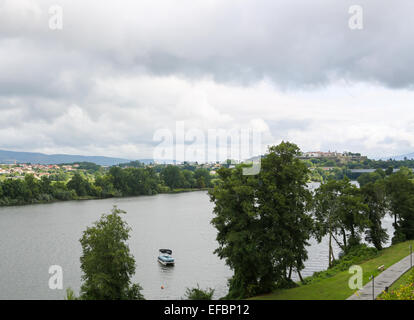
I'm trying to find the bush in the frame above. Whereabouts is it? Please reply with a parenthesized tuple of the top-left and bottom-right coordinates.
(184, 284, 214, 300)
(65, 287, 78, 300)
(302, 244, 378, 285)
(392, 230, 407, 245)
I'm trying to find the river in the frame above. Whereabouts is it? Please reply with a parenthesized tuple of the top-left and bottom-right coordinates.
(0, 187, 394, 300)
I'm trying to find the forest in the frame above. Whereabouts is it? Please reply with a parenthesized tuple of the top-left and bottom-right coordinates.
(0, 165, 214, 206)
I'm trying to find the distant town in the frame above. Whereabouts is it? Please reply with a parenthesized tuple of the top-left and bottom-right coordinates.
(0, 163, 80, 180)
(0, 160, 225, 181)
(299, 151, 367, 162)
(1, 150, 414, 184)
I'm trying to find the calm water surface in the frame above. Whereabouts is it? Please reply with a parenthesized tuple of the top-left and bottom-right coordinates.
(0, 187, 394, 300)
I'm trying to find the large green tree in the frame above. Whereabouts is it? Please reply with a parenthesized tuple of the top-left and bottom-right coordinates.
(210, 142, 313, 298)
(79, 206, 144, 300)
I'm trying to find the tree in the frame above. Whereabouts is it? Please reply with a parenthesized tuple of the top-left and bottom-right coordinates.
(336, 178, 369, 249)
(194, 168, 211, 188)
(79, 206, 144, 300)
(160, 165, 184, 189)
(313, 179, 342, 267)
(209, 165, 259, 298)
(94, 174, 117, 197)
(361, 180, 389, 250)
(24, 174, 40, 200)
(39, 176, 53, 195)
(385, 169, 414, 243)
(357, 171, 383, 187)
(313, 178, 369, 254)
(67, 173, 91, 197)
(256, 142, 313, 286)
(210, 142, 313, 298)
(385, 166, 394, 176)
(108, 166, 128, 194)
(182, 170, 195, 188)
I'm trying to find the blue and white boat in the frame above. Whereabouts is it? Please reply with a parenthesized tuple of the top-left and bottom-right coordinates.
(158, 249, 175, 266)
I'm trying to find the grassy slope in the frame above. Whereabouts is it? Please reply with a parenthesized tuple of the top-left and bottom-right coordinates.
(251, 240, 414, 300)
(376, 267, 414, 300)
(387, 269, 413, 291)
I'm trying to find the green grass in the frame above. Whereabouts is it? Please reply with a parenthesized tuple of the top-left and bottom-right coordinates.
(387, 269, 413, 291)
(250, 240, 414, 300)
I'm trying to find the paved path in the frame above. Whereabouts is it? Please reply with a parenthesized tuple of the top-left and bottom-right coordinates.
(347, 253, 413, 300)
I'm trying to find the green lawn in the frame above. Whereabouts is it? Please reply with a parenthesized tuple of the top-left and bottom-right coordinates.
(251, 240, 414, 300)
(387, 269, 413, 291)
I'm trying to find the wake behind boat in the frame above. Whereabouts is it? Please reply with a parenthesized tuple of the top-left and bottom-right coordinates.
(158, 249, 175, 266)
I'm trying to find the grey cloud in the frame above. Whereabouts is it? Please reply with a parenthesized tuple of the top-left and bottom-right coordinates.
(1, 0, 414, 159)
(268, 119, 313, 136)
(2, 0, 414, 91)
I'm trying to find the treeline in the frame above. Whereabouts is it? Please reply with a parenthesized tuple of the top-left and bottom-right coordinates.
(209, 142, 414, 299)
(309, 166, 400, 182)
(0, 165, 215, 206)
(307, 157, 414, 170)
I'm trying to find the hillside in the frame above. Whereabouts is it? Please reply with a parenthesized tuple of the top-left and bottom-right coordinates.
(388, 153, 414, 161)
(0, 149, 130, 166)
(251, 240, 414, 300)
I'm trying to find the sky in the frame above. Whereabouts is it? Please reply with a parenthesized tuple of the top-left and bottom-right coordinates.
(1, 0, 414, 161)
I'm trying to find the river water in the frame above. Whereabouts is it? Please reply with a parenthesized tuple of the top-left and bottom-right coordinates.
(0, 187, 394, 300)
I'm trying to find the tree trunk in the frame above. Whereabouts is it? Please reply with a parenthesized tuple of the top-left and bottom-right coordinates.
(331, 245, 336, 262)
(342, 228, 347, 249)
(288, 265, 292, 279)
(332, 234, 345, 251)
(297, 269, 304, 283)
(328, 232, 332, 267)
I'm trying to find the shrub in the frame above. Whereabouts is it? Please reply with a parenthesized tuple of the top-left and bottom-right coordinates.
(184, 284, 214, 300)
(302, 244, 378, 285)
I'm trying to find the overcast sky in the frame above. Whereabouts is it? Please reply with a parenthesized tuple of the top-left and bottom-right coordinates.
(1, 0, 413, 161)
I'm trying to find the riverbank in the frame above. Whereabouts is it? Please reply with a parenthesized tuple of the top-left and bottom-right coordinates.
(250, 240, 414, 300)
(0, 187, 211, 207)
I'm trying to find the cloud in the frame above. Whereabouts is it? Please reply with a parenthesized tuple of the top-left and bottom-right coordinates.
(0, 0, 413, 160)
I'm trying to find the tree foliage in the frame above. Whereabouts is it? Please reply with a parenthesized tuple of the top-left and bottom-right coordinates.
(361, 180, 389, 250)
(313, 178, 369, 254)
(0, 164, 214, 206)
(210, 142, 313, 298)
(79, 206, 144, 300)
(385, 169, 414, 243)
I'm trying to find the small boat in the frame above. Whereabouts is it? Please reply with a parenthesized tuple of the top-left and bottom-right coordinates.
(158, 249, 175, 266)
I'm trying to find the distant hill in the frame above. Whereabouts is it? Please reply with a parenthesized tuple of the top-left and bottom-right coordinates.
(382, 152, 414, 161)
(0, 149, 130, 166)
